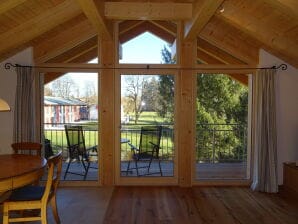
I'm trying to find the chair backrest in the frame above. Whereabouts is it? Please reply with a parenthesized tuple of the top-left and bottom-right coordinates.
(139, 126, 162, 156)
(44, 138, 54, 159)
(11, 142, 42, 156)
(64, 125, 87, 156)
(42, 152, 63, 203)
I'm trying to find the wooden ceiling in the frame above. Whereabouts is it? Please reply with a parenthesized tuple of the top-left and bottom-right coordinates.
(0, 0, 297, 84)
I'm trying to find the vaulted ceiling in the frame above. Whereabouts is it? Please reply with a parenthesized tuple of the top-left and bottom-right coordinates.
(0, 0, 297, 84)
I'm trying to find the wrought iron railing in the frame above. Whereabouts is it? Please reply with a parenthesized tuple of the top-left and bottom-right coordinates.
(196, 123, 247, 163)
(44, 123, 247, 163)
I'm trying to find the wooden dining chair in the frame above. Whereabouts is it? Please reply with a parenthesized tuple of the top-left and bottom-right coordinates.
(11, 142, 42, 156)
(2, 152, 63, 224)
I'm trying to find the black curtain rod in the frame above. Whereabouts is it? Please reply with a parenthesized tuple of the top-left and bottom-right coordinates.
(4, 62, 288, 71)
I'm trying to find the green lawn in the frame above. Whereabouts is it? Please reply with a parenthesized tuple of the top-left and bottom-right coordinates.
(45, 111, 174, 159)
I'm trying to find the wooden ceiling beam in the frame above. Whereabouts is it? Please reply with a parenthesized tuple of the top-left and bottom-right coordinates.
(105, 2, 192, 20)
(200, 17, 259, 64)
(197, 49, 221, 64)
(119, 21, 145, 36)
(34, 18, 96, 63)
(219, 0, 298, 67)
(197, 45, 248, 85)
(44, 47, 98, 84)
(0, 0, 26, 15)
(47, 36, 98, 63)
(76, 0, 112, 40)
(119, 21, 175, 44)
(0, 0, 81, 57)
(197, 37, 245, 64)
(184, 0, 224, 41)
(149, 21, 177, 37)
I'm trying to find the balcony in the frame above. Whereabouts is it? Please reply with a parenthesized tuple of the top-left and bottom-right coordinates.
(44, 123, 247, 180)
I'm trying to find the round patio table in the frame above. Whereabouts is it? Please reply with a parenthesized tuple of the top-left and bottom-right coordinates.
(0, 154, 47, 193)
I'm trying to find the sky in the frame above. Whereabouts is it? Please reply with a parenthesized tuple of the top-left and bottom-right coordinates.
(47, 32, 171, 96)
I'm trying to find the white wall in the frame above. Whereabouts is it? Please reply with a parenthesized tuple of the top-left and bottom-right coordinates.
(0, 48, 33, 154)
(259, 49, 298, 185)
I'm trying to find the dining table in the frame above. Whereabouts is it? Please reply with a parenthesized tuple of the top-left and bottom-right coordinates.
(0, 154, 47, 193)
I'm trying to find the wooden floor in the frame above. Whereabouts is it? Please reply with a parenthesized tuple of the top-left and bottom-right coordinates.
(103, 187, 298, 224)
(0, 187, 297, 224)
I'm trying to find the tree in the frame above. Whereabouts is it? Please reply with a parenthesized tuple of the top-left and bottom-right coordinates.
(196, 74, 248, 162)
(157, 46, 175, 121)
(123, 75, 160, 124)
(51, 75, 77, 98)
(158, 46, 249, 162)
(124, 76, 146, 124)
(141, 77, 159, 111)
(44, 86, 53, 96)
(83, 80, 97, 104)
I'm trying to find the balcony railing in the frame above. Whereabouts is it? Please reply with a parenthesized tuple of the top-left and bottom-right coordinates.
(44, 123, 247, 163)
(196, 123, 247, 163)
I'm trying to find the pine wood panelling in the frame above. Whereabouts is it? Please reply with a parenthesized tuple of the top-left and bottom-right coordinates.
(220, 0, 298, 67)
(0, 0, 65, 34)
(184, 0, 224, 40)
(200, 17, 260, 64)
(34, 18, 96, 63)
(0, 0, 26, 15)
(0, 0, 81, 59)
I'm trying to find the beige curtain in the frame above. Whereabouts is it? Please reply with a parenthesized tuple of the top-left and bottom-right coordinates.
(13, 67, 43, 143)
(251, 68, 278, 193)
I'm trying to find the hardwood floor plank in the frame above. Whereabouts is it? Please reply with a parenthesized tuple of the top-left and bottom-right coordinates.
(1, 186, 296, 224)
(104, 187, 298, 224)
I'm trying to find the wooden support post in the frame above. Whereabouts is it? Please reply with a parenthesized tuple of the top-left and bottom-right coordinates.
(99, 38, 115, 186)
(178, 39, 196, 187)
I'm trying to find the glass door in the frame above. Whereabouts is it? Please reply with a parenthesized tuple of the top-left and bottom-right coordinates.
(116, 73, 177, 184)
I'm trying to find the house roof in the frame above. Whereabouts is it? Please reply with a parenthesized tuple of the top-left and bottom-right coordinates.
(44, 96, 87, 106)
(0, 0, 297, 82)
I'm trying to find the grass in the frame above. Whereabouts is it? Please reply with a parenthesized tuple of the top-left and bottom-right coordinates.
(45, 111, 175, 159)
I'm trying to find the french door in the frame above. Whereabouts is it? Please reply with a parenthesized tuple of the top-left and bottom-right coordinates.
(115, 72, 177, 185)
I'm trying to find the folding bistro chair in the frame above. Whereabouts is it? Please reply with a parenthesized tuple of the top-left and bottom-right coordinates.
(64, 125, 98, 180)
(126, 125, 163, 176)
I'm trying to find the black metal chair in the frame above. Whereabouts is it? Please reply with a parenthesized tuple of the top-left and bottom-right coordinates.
(64, 125, 98, 180)
(126, 125, 163, 176)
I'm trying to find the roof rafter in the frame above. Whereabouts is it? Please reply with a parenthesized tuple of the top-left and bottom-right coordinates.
(34, 18, 96, 63)
(76, 0, 112, 40)
(0, 0, 81, 58)
(200, 17, 259, 64)
(196, 39, 248, 85)
(119, 21, 176, 44)
(197, 37, 245, 65)
(184, 0, 224, 41)
(47, 36, 98, 63)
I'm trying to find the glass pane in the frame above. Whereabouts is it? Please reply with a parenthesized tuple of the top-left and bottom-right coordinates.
(120, 74, 175, 177)
(44, 72, 99, 181)
(119, 32, 176, 64)
(195, 73, 249, 180)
